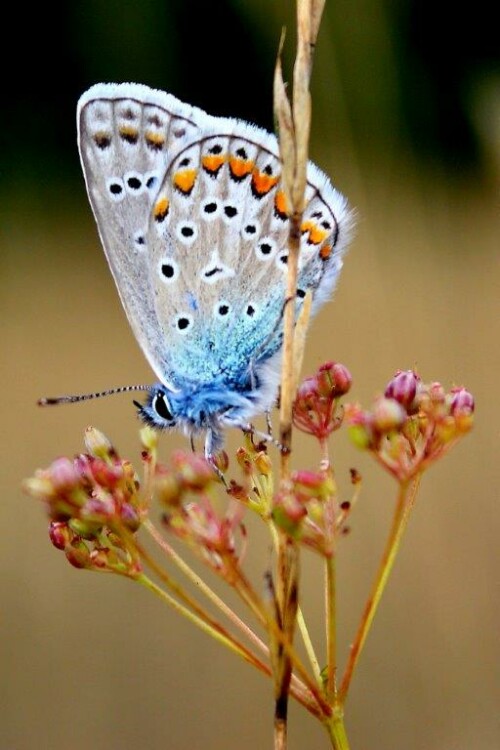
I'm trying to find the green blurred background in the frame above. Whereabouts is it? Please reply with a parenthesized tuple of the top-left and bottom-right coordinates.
(1, 1, 498, 748)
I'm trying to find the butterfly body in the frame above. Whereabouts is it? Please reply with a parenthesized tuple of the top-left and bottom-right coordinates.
(76, 83, 353, 455)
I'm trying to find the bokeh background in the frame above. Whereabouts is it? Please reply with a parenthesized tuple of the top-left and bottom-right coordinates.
(1, 1, 498, 749)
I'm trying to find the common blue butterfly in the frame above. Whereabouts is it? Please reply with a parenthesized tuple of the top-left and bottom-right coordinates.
(43, 83, 353, 458)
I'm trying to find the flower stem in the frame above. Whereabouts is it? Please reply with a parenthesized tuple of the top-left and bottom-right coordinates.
(144, 520, 270, 660)
(325, 553, 337, 702)
(339, 474, 422, 702)
(268, 519, 323, 686)
(136, 573, 265, 669)
(325, 708, 351, 750)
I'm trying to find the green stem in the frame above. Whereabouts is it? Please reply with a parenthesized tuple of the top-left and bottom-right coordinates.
(325, 708, 351, 750)
(325, 553, 336, 702)
(268, 518, 322, 685)
(296, 607, 323, 685)
(339, 474, 422, 702)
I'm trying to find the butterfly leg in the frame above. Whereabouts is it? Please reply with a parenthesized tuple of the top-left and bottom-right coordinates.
(204, 428, 227, 485)
(265, 410, 273, 437)
(238, 422, 285, 453)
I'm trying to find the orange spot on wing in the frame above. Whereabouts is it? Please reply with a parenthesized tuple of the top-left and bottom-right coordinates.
(229, 157, 254, 179)
(320, 243, 332, 259)
(145, 131, 166, 149)
(202, 155, 225, 174)
(301, 220, 329, 245)
(251, 169, 280, 196)
(154, 197, 170, 222)
(173, 169, 198, 195)
(119, 125, 139, 143)
(274, 190, 289, 219)
(93, 131, 111, 149)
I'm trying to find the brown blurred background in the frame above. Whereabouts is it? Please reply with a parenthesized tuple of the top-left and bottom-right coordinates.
(1, 1, 499, 748)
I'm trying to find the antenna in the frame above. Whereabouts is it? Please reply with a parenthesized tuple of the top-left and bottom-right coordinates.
(38, 384, 152, 407)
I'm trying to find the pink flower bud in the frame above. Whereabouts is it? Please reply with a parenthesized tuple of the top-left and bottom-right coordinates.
(120, 502, 141, 532)
(172, 451, 215, 490)
(49, 521, 72, 550)
(318, 361, 352, 397)
(293, 362, 351, 439)
(48, 457, 80, 492)
(372, 397, 407, 433)
(384, 370, 419, 409)
(88, 458, 124, 489)
(450, 387, 475, 416)
(65, 539, 91, 569)
(428, 382, 446, 404)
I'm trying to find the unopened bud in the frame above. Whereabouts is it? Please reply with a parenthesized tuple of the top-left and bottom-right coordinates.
(65, 539, 91, 569)
(450, 387, 475, 416)
(49, 521, 72, 550)
(49, 457, 80, 492)
(384, 370, 419, 409)
(84, 427, 114, 459)
(372, 397, 407, 433)
(317, 361, 352, 397)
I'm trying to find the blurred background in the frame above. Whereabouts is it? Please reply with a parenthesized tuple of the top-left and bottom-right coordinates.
(1, 1, 498, 748)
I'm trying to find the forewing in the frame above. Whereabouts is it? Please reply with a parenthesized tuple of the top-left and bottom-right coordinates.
(77, 83, 212, 382)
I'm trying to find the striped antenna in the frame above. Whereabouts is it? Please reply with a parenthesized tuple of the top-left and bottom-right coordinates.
(38, 384, 152, 407)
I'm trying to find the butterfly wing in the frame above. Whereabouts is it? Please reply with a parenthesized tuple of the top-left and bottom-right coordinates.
(77, 83, 213, 383)
(146, 119, 353, 393)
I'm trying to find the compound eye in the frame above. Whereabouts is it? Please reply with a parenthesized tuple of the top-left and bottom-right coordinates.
(152, 392, 174, 422)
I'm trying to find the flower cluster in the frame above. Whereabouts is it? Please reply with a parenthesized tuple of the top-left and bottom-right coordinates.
(346, 370, 474, 482)
(293, 361, 352, 440)
(156, 451, 246, 579)
(24, 427, 148, 574)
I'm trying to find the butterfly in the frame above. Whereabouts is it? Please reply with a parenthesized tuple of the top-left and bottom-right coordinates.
(43, 83, 353, 458)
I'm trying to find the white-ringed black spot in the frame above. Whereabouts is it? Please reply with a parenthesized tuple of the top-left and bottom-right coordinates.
(276, 253, 288, 271)
(201, 252, 235, 284)
(224, 205, 238, 218)
(214, 300, 231, 319)
(127, 176, 142, 191)
(297, 288, 306, 299)
(255, 237, 277, 261)
(321, 220, 331, 230)
(179, 157, 191, 167)
(107, 178, 125, 201)
(263, 164, 274, 175)
(209, 143, 223, 154)
(246, 304, 256, 317)
(176, 315, 193, 333)
(173, 127, 186, 138)
(158, 257, 179, 282)
(203, 201, 218, 214)
(244, 224, 256, 235)
(176, 222, 198, 244)
(236, 147, 248, 159)
(311, 210, 322, 219)
(146, 175, 158, 189)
